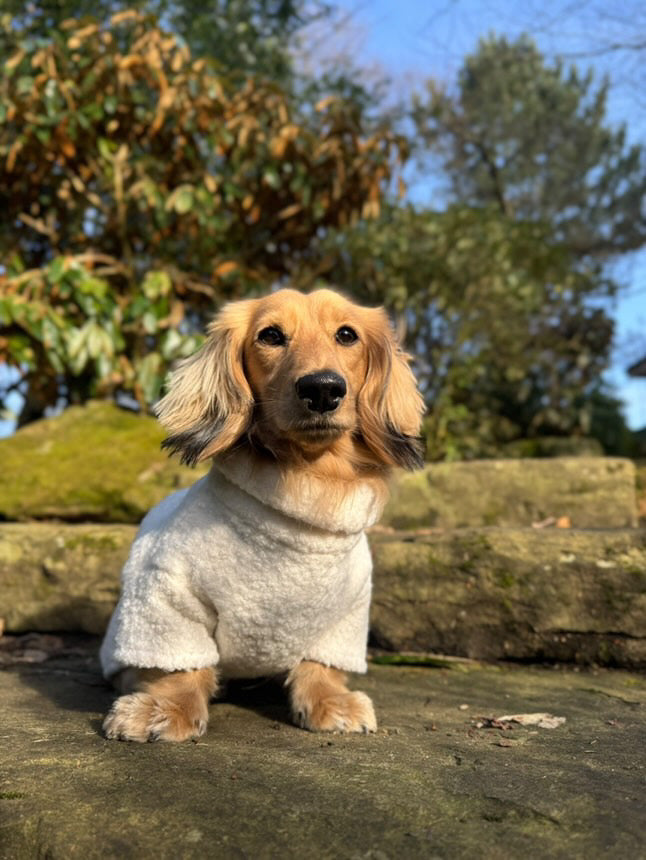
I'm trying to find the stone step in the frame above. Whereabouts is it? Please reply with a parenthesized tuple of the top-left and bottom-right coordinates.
(1, 523, 644, 667)
(370, 527, 646, 668)
(382, 457, 638, 530)
(0, 523, 131, 634)
(2, 643, 644, 858)
(0, 402, 639, 527)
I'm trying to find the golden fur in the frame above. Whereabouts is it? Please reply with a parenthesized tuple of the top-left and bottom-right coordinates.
(103, 288, 424, 741)
(104, 668, 217, 742)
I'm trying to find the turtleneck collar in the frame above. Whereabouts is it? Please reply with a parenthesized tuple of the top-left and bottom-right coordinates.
(211, 452, 384, 535)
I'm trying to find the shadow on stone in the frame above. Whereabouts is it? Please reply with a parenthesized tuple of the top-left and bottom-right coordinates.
(7, 634, 294, 731)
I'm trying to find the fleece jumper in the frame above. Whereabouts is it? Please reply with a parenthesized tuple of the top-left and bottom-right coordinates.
(100, 456, 384, 680)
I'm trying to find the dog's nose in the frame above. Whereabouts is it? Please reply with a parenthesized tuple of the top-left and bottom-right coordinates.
(296, 371, 347, 414)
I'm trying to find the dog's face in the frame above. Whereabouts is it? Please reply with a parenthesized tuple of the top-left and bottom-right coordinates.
(157, 288, 425, 471)
(244, 290, 372, 453)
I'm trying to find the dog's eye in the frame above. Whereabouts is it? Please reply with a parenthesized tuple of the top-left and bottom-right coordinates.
(335, 326, 359, 346)
(257, 325, 287, 347)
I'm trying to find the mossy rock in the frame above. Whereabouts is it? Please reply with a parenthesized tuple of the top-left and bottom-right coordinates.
(0, 402, 207, 523)
(0, 404, 638, 529)
(382, 457, 638, 530)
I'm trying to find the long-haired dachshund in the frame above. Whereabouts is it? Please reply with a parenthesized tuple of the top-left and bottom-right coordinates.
(101, 288, 424, 741)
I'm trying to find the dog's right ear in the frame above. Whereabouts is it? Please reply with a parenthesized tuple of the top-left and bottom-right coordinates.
(155, 300, 256, 466)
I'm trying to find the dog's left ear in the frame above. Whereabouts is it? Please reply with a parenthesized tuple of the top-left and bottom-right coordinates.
(155, 300, 256, 466)
(358, 309, 426, 470)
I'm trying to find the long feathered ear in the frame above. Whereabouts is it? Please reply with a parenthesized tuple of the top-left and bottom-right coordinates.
(358, 308, 425, 470)
(155, 300, 256, 466)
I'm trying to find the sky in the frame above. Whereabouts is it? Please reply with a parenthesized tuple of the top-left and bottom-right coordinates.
(302, 0, 646, 429)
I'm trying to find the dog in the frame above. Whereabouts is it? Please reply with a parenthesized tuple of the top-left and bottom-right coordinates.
(101, 288, 424, 741)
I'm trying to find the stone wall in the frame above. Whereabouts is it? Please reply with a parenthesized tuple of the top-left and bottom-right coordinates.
(1, 402, 644, 666)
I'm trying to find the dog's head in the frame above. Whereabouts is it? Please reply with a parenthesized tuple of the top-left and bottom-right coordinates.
(156, 288, 425, 471)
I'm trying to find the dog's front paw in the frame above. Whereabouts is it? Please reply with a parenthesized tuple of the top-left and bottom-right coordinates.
(103, 692, 208, 742)
(295, 690, 377, 734)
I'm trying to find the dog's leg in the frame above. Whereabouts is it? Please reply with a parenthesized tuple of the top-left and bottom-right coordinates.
(103, 667, 217, 742)
(287, 661, 376, 733)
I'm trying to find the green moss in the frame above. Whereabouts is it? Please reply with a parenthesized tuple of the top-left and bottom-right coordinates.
(63, 533, 122, 551)
(369, 653, 472, 669)
(482, 508, 504, 525)
(0, 401, 206, 523)
(494, 570, 516, 589)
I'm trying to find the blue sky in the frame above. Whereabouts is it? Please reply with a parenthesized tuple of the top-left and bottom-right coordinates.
(309, 0, 646, 429)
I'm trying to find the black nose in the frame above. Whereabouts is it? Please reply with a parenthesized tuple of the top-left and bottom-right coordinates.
(296, 371, 347, 414)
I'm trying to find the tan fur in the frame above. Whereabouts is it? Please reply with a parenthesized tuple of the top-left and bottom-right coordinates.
(105, 288, 424, 741)
(287, 661, 377, 733)
(103, 667, 217, 742)
(155, 301, 257, 460)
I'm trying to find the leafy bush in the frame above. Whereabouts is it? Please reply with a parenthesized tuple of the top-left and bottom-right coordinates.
(0, 9, 400, 421)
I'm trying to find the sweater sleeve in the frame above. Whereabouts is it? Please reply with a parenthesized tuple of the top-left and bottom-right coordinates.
(100, 555, 219, 678)
(302, 579, 371, 674)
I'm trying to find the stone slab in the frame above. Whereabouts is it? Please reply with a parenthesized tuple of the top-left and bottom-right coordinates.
(1, 524, 645, 667)
(381, 458, 638, 529)
(371, 528, 646, 667)
(0, 523, 132, 633)
(1, 642, 644, 859)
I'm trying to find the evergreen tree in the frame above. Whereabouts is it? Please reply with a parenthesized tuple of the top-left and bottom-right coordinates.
(413, 34, 646, 258)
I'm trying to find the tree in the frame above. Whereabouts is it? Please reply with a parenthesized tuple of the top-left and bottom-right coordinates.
(365, 33, 645, 458)
(0, 9, 401, 423)
(586, 383, 637, 456)
(297, 205, 614, 459)
(413, 34, 646, 258)
(0, 1, 326, 82)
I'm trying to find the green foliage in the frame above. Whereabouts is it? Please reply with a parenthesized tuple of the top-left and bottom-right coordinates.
(0, 257, 202, 409)
(0, 8, 400, 422)
(370, 31, 646, 458)
(299, 205, 614, 459)
(413, 34, 646, 258)
(586, 385, 639, 457)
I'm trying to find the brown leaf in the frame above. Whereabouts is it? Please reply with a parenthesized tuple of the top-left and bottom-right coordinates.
(278, 204, 301, 220)
(214, 261, 238, 278)
(110, 9, 142, 25)
(0, 633, 65, 665)
(61, 139, 76, 159)
(5, 50, 25, 71)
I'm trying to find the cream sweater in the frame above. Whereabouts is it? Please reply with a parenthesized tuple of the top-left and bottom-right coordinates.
(100, 457, 383, 680)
